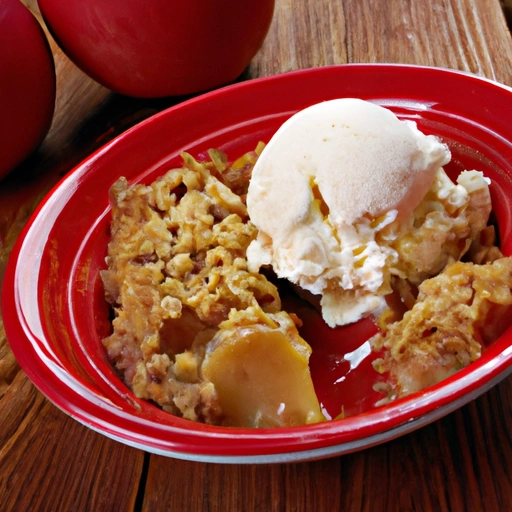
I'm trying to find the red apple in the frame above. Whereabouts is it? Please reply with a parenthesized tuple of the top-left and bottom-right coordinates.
(37, 0, 275, 98)
(0, 0, 56, 181)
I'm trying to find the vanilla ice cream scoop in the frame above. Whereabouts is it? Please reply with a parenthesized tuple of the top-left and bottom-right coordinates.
(246, 98, 452, 327)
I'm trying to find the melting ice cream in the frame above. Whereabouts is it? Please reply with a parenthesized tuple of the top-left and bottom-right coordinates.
(247, 99, 487, 326)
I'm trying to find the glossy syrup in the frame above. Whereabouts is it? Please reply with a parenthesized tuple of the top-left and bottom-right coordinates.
(282, 291, 385, 420)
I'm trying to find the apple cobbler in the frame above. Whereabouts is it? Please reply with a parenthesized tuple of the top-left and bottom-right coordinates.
(372, 257, 512, 400)
(370, 173, 512, 400)
(102, 145, 512, 427)
(101, 145, 324, 427)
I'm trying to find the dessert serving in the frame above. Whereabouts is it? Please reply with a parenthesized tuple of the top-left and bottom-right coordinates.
(101, 98, 512, 428)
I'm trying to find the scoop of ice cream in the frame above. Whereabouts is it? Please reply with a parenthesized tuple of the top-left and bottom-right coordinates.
(246, 98, 452, 327)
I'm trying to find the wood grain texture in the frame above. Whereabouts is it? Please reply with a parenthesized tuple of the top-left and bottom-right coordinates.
(248, 0, 512, 85)
(141, 379, 512, 512)
(2, 0, 512, 510)
(0, 372, 145, 511)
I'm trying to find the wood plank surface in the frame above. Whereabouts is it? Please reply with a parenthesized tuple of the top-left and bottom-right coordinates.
(1, 0, 512, 510)
(143, 379, 512, 512)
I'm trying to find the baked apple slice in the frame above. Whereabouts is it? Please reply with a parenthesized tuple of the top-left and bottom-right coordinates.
(202, 312, 325, 427)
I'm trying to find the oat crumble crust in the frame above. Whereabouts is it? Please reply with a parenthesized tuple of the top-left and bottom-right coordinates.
(102, 146, 277, 423)
(372, 258, 512, 399)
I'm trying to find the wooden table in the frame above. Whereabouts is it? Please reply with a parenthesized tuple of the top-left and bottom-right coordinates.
(2, 1, 512, 510)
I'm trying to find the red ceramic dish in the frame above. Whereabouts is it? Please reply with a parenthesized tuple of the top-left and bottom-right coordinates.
(3, 64, 512, 463)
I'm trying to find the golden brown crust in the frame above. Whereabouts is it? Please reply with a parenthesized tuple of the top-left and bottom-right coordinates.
(101, 148, 320, 425)
(372, 258, 512, 399)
